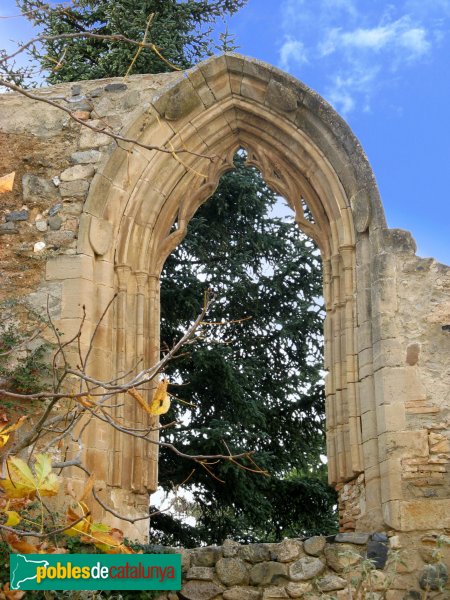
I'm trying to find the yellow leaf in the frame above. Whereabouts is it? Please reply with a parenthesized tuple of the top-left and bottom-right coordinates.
(79, 473, 95, 503)
(78, 395, 96, 409)
(4, 510, 21, 527)
(128, 378, 171, 416)
(65, 502, 91, 537)
(0, 416, 27, 450)
(0, 454, 60, 499)
(0, 172, 15, 194)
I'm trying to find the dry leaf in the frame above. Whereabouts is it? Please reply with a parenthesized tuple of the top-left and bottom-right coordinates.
(128, 378, 171, 416)
(78, 395, 96, 409)
(0, 172, 15, 194)
(0, 417, 27, 450)
(6, 532, 40, 554)
(79, 473, 95, 503)
(2, 582, 25, 600)
(0, 454, 59, 499)
(4, 510, 21, 527)
(65, 502, 91, 537)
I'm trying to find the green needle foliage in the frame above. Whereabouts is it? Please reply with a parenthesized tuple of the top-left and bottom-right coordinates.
(18, 0, 337, 544)
(156, 153, 337, 545)
(17, 0, 246, 82)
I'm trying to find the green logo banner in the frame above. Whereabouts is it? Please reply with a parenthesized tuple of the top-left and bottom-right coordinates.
(10, 554, 181, 591)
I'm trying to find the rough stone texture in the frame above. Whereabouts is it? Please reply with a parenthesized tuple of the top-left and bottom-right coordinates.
(44, 230, 75, 247)
(324, 544, 362, 572)
(216, 557, 249, 586)
(71, 149, 102, 164)
(303, 536, 326, 556)
(239, 543, 271, 563)
(59, 179, 90, 197)
(367, 540, 389, 569)
(191, 547, 221, 568)
(186, 567, 215, 581)
(6, 209, 29, 221)
(289, 556, 325, 581)
(276, 539, 303, 562)
(60, 164, 95, 181)
(222, 538, 240, 558)
(1, 56, 450, 585)
(316, 575, 347, 591)
(285, 582, 312, 598)
(48, 215, 63, 230)
(49, 203, 63, 216)
(22, 174, 57, 202)
(335, 532, 370, 545)
(223, 587, 261, 600)
(250, 562, 288, 586)
(179, 580, 225, 600)
(262, 586, 289, 599)
(0, 222, 18, 234)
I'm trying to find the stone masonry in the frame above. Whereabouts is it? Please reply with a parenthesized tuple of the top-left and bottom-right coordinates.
(154, 533, 450, 599)
(1, 54, 450, 580)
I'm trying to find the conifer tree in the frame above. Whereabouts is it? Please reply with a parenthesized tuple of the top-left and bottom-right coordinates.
(17, 0, 246, 82)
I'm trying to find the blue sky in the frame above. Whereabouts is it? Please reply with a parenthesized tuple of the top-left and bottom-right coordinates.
(1, 0, 449, 263)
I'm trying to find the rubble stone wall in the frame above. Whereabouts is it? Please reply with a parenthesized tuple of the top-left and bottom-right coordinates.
(154, 534, 450, 599)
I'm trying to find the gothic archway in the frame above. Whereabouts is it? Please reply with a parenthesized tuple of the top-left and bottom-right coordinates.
(66, 55, 411, 536)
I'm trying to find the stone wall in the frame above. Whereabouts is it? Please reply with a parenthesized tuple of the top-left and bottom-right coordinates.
(0, 72, 178, 304)
(1, 54, 450, 550)
(154, 534, 450, 599)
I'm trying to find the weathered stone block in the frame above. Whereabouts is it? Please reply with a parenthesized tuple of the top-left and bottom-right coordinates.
(191, 547, 221, 567)
(303, 536, 326, 557)
(6, 209, 29, 221)
(250, 562, 288, 586)
(71, 149, 103, 164)
(335, 532, 370, 545)
(59, 179, 90, 197)
(179, 580, 225, 600)
(48, 215, 62, 230)
(289, 556, 325, 581)
(262, 586, 289, 599)
(222, 539, 240, 558)
(275, 539, 303, 562)
(285, 582, 312, 598)
(186, 567, 215, 581)
(0, 222, 18, 234)
(79, 120, 112, 148)
(223, 587, 261, 600)
(22, 174, 57, 202)
(316, 574, 347, 591)
(324, 544, 362, 572)
(60, 164, 95, 181)
(239, 544, 271, 563)
(216, 557, 249, 586)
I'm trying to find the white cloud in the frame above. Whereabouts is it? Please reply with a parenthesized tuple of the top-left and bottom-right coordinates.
(278, 0, 440, 114)
(325, 68, 379, 116)
(320, 18, 431, 59)
(279, 38, 308, 70)
(399, 27, 431, 55)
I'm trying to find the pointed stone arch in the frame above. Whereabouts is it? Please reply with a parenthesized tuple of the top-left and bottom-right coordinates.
(50, 54, 426, 537)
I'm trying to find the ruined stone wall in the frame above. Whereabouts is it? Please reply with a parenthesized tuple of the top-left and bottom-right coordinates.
(0, 73, 178, 304)
(153, 534, 450, 599)
(1, 55, 450, 557)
